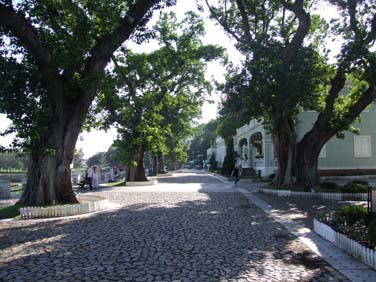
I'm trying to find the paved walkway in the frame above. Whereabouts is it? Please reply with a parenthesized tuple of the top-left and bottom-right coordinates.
(216, 175, 376, 282)
(0, 171, 366, 281)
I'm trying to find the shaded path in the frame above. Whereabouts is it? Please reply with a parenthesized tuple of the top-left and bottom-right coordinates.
(0, 171, 348, 281)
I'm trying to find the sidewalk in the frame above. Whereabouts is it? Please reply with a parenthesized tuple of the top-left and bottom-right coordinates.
(239, 180, 353, 230)
(212, 173, 376, 282)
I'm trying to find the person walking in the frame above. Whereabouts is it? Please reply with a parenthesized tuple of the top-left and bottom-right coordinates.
(232, 166, 240, 184)
(86, 166, 94, 190)
(91, 165, 99, 189)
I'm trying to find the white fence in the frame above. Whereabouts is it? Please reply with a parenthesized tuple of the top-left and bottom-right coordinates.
(19, 194, 110, 219)
(314, 219, 376, 270)
(258, 188, 367, 201)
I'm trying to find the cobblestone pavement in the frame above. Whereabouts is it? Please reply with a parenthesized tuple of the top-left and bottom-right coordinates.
(0, 172, 349, 281)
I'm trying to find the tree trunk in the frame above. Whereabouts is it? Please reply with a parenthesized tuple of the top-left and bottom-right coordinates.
(127, 145, 148, 182)
(17, 89, 91, 205)
(157, 152, 165, 174)
(170, 155, 177, 171)
(152, 154, 158, 176)
(295, 131, 330, 188)
(17, 150, 78, 206)
(272, 118, 296, 187)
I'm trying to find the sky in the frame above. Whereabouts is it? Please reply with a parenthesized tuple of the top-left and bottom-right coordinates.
(0, 0, 339, 158)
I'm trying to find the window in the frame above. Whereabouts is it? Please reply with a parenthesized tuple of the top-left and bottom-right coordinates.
(354, 135, 372, 157)
(319, 145, 326, 158)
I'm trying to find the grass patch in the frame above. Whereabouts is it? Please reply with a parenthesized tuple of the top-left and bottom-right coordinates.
(0, 204, 25, 220)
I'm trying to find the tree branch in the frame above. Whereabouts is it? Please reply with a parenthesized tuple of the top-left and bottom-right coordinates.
(235, 0, 252, 42)
(344, 85, 376, 123)
(347, 0, 360, 38)
(82, 0, 163, 81)
(365, 13, 376, 45)
(111, 56, 136, 102)
(281, 0, 311, 61)
(0, 4, 53, 73)
(204, 0, 245, 44)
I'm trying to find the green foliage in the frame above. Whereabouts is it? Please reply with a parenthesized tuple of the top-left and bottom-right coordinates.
(0, 152, 28, 171)
(368, 220, 376, 245)
(86, 145, 122, 169)
(86, 152, 106, 168)
(221, 138, 235, 176)
(343, 180, 369, 193)
(334, 205, 368, 226)
(0, 204, 25, 220)
(209, 0, 332, 131)
(208, 153, 218, 171)
(320, 181, 339, 191)
(317, 204, 372, 248)
(0, 0, 176, 157)
(97, 12, 224, 167)
(208, 0, 376, 188)
(188, 120, 220, 161)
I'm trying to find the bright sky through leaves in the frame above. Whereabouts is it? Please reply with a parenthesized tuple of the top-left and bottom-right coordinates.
(0, 0, 339, 158)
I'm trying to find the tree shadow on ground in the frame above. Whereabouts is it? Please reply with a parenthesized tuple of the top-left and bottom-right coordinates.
(157, 174, 223, 184)
(257, 193, 359, 230)
(0, 184, 348, 281)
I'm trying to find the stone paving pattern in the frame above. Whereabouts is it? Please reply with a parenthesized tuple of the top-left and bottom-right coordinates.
(0, 173, 349, 281)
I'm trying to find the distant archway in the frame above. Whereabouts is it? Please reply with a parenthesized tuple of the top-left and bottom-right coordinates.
(238, 138, 248, 161)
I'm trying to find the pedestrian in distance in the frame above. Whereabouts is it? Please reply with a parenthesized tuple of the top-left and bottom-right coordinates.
(231, 166, 240, 184)
(86, 166, 94, 190)
(91, 165, 99, 189)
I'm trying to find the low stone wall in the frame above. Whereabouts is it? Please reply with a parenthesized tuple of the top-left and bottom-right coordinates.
(19, 194, 110, 219)
(0, 180, 10, 199)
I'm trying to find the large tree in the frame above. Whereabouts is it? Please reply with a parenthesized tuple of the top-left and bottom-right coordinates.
(295, 0, 376, 187)
(207, 0, 376, 187)
(0, 0, 174, 205)
(206, 0, 328, 186)
(98, 12, 224, 181)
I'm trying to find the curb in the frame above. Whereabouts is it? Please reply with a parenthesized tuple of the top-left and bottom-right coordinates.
(236, 187, 376, 282)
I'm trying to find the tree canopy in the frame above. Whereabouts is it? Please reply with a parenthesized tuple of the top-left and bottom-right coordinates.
(207, 0, 376, 187)
(0, 0, 175, 205)
(188, 119, 220, 162)
(97, 11, 224, 181)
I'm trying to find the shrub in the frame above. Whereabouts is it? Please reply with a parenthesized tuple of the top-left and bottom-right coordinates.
(342, 180, 369, 193)
(320, 181, 339, 191)
(221, 138, 235, 176)
(368, 220, 376, 245)
(268, 173, 276, 180)
(209, 154, 218, 172)
(334, 205, 368, 225)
